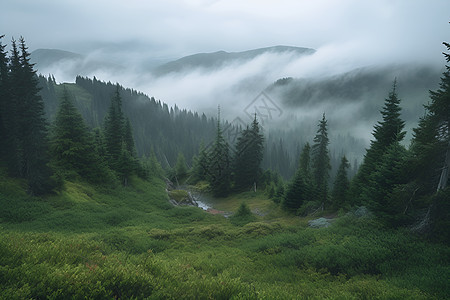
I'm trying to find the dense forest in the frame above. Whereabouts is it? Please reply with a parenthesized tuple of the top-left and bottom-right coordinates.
(0, 35, 449, 298)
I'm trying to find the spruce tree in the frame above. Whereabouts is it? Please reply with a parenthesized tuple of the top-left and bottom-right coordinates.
(409, 41, 450, 238)
(175, 152, 188, 180)
(104, 85, 124, 168)
(50, 88, 111, 184)
(331, 156, 350, 210)
(298, 142, 311, 176)
(351, 81, 406, 204)
(311, 113, 331, 208)
(208, 108, 231, 197)
(0, 36, 8, 161)
(4, 39, 23, 177)
(191, 141, 209, 182)
(362, 141, 408, 225)
(234, 114, 264, 191)
(103, 84, 139, 185)
(16, 37, 54, 194)
(283, 168, 308, 211)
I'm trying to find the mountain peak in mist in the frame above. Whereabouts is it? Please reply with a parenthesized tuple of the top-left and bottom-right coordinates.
(31, 49, 84, 67)
(153, 45, 315, 76)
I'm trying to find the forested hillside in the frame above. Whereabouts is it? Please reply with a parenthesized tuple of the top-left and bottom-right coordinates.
(38, 75, 218, 168)
(1, 34, 449, 299)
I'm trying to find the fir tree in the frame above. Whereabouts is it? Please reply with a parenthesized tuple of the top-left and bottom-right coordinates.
(351, 81, 406, 204)
(298, 142, 311, 176)
(16, 37, 54, 194)
(4, 38, 23, 177)
(331, 156, 350, 210)
(0, 36, 8, 161)
(104, 85, 125, 168)
(234, 114, 264, 191)
(175, 152, 188, 180)
(311, 113, 331, 208)
(191, 141, 209, 182)
(208, 107, 231, 197)
(362, 141, 409, 225)
(283, 168, 309, 211)
(50, 88, 111, 184)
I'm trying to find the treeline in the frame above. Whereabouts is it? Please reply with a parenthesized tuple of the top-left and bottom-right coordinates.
(38, 75, 218, 168)
(271, 43, 449, 240)
(184, 111, 265, 197)
(0, 36, 149, 193)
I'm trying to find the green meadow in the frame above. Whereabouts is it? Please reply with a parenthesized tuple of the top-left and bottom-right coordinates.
(1, 169, 448, 299)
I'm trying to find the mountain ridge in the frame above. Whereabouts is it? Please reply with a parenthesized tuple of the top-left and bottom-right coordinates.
(153, 45, 315, 76)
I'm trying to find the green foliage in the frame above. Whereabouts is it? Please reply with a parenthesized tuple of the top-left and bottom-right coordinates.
(230, 202, 256, 226)
(351, 81, 406, 205)
(363, 141, 410, 226)
(175, 152, 188, 180)
(0, 166, 448, 299)
(233, 115, 264, 191)
(50, 89, 113, 185)
(332, 156, 350, 210)
(0, 37, 55, 194)
(283, 168, 311, 211)
(311, 113, 331, 206)
(207, 111, 231, 197)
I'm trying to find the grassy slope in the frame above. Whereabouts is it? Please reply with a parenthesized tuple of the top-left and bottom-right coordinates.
(0, 169, 448, 299)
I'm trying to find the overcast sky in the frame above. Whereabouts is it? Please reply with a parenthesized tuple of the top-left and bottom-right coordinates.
(1, 0, 449, 64)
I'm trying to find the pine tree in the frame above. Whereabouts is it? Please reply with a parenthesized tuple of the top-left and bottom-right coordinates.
(0, 35, 8, 161)
(104, 85, 124, 169)
(50, 88, 111, 184)
(208, 108, 231, 197)
(298, 142, 311, 176)
(331, 156, 350, 210)
(191, 141, 209, 182)
(362, 141, 408, 225)
(4, 39, 23, 177)
(123, 117, 137, 157)
(409, 41, 450, 239)
(283, 168, 309, 211)
(15, 37, 54, 194)
(351, 81, 406, 204)
(311, 113, 331, 208)
(175, 152, 188, 180)
(103, 84, 140, 185)
(234, 114, 264, 191)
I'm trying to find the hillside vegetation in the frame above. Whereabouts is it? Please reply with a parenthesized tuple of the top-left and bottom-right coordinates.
(1, 168, 448, 299)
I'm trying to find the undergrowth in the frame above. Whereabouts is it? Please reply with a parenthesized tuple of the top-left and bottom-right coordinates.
(0, 168, 448, 299)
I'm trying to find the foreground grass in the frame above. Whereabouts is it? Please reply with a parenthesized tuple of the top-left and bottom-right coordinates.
(0, 171, 449, 299)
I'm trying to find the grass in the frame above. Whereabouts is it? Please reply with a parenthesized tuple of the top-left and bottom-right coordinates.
(1, 168, 449, 299)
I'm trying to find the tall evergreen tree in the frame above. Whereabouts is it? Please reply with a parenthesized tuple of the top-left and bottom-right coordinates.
(191, 141, 209, 182)
(311, 113, 331, 207)
(351, 81, 406, 204)
(0, 35, 8, 161)
(50, 88, 111, 184)
(298, 142, 311, 176)
(175, 152, 188, 180)
(208, 107, 231, 197)
(104, 85, 124, 168)
(362, 141, 409, 225)
(4, 39, 23, 177)
(234, 114, 264, 191)
(15, 37, 54, 194)
(409, 41, 450, 239)
(331, 156, 350, 210)
(283, 168, 309, 211)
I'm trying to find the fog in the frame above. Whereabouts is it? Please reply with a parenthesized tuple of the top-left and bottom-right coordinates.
(3, 0, 449, 162)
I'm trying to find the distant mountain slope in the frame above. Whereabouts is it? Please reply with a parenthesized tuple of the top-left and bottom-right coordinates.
(31, 49, 83, 66)
(153, 45, 315, 76)
(31, 49, 124, 81)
